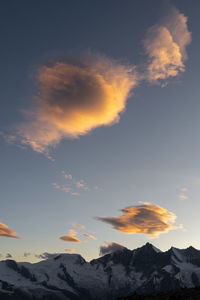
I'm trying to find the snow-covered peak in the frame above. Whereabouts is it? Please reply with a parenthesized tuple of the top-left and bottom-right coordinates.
(1, 244, 200, 299)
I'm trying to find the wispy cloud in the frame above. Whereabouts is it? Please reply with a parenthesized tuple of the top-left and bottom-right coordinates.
(99, 242, 125, 256)
(53, 172, 92, 196)
(179, 187, 189, 200)
(71, 192, 79, 196)
(60, 229, 81, 243)
(179, 194, 188, 200)
(0, 222, 21, 239)
(83, 233, 97, 240)
(97, 202, 181, 238)
(65, 249, 75, 253)
(75, 180, 88, 191)
(71, 223, 85, 229)
(143, 6, 191, 84)
(61, 171, 72, 180)
(13, 54, 138, 156)
(52, 182, 71, 193)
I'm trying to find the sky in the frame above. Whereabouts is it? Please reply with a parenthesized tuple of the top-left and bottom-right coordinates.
(1, 0, 200, 262)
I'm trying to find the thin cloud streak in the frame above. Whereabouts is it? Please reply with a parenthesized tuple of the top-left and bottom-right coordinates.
(83, 233, 97, 240)
(71, 223, 85, 229)
(65, 249, 75, 253)
(97, 202, 181, 237)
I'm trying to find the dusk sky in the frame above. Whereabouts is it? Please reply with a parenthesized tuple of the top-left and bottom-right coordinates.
(1, 0, 200, 262)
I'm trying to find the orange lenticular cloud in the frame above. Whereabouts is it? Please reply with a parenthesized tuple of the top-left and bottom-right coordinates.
(60, 236, 80, 243)
(18, 55, 138, 155)
(0, 222, 21, 239)
(143, 7, 191, 83)
(97, 202, 180, 238)
(60, 229, 81, 243)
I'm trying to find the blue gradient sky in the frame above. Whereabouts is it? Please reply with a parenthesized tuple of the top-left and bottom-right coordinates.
(1, 0, 200, 262)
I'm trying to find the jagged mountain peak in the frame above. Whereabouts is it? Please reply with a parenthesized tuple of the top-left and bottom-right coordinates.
(53, 253, 86, 264)
(139, 242, 161, 253)
(1, 244, 200, 300)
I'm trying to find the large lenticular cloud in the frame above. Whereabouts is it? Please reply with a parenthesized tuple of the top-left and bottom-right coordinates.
(143, 7, 191, 83)
(18, 55, 138, 154)
(97, 202, 181, 238)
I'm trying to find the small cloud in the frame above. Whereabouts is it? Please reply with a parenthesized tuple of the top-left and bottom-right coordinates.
(71, 192, 80, 196)
(94, 186, 100, 190)
(35, 252, 59, 260)
(61, 171, 72, 180)
(179, 187, 189, 200)
(0, 222, 21, 239)
(60, 229, 81, 243)
(52, 182, 71, 193)
(6, 253, 12, 259)
(83, 233, 97, 240)
(0, 132, 16, 144)
(24, 252, 31, 257)
(53, 173, 90, 196)
(179, 193, 188, 200)
(65, 249, 75, 253)
(96, 202, 180, 238)
(71, 223, 85, 229)
(75, 181, 85, 188)
(180, 187, 188, 193)
(143, 6, 191, 84)
(75, 180, 89, 191)
(68, 229, 77, 236)
(99, 242, 125, 256)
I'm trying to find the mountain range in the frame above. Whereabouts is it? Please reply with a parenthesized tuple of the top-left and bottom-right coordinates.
(1, 243, 200, 299)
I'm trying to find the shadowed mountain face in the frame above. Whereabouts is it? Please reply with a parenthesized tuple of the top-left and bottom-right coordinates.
(1, 243, 200, 299)
(118, 286, 200, 300)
